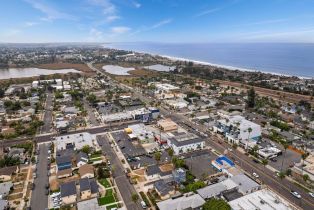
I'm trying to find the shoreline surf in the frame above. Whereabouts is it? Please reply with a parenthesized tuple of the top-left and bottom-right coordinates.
(103, 44, 313, 80)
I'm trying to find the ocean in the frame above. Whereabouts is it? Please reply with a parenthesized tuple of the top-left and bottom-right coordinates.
(104, 42, 314, 78)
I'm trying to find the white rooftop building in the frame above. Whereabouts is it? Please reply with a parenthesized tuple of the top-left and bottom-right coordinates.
(213, 115, 261, 148)
(229, 189, 296, 210)
(154, 83, 181, 100)
(55, 132, 98, 151)
(157, 193, 205, 210)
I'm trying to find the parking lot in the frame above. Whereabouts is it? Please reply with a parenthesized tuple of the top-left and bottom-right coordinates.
(269, 149, 301, 171)
(184, 150, 218, 179)
(259, 138, 301, 171)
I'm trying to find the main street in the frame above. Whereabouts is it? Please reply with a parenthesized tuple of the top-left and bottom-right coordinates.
(97, 135, 142, 210)
(30, 143, 49, 210)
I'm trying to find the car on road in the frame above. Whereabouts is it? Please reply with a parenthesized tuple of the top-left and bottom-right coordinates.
(252, 159, 260, 164)
(309, 192, 314, 198)
(252, 172, 259, 178)
(291, 191, 301, 199)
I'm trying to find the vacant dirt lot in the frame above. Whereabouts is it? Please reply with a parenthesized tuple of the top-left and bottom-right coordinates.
(159, 163, 174, 172)
(214, 79, 314, 105)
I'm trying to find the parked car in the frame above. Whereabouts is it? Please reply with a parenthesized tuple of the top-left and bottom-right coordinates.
(291, 191, 301, 199)
(140, 201, 147, 209)
(252, 172, 259, 178)
(309, 192, 314, 198)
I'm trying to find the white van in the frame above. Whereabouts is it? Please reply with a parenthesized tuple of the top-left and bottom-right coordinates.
(140, 201, 147, 209)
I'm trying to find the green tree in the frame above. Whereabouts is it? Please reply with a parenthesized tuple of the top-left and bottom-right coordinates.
(131, 193, 139, 203)
(203, 198, 231, 210)
(278, 171, 286, 180)
(86, 94, 98, 105)
(167, 148, 174, 157)
(81, 145, 91, 154)
(301, 153, 309, 175)
(97, 167, 105, 179)
(262, 159, 268, 167)
(154, 152, 161, 163)
(280, 143, 289, 171)
(247, 87, 256, 108)
(303, 174, 309, 182)
(172, 157, 186, 168)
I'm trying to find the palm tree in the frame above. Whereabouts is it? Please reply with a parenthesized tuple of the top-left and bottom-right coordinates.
(280, 143, 289, 172)
(262, 159, 268, 167)
(278, 171, 286, 181)
(301, 153, 309, 175)
(246, 127, 252, 150)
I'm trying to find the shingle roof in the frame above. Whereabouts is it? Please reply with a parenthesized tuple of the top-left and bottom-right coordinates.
(79, 178, 91, 191)
(146, 164, 161, 176)
(89, 179, 99, 194)
(76, 152, 89, 163)
(56, 155, 72, 165)
(78, 164, 94, 177)
(60, 181, 77, 197)
(154, 180, 174, 196)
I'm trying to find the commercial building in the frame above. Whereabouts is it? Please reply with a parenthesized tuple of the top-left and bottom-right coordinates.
(167, 132, 205, 155)
(165, 99, 189, 109)
(258, 146, 282, 159)
(213, 115, 261, 148)
(197, 179, 238, 199)
(228, 189, 296, 210)
(125, 123, 155, 144)
(157, 119, 178, 132)
(55, 132, 98, 151)
(156, 193, 205, 210)
(154, 83, 181, 99)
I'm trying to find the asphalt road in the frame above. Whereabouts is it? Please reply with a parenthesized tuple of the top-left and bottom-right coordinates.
(97, 135, 142, 210)
(41, 91, 53, 133)
(30, 143, 49, 210)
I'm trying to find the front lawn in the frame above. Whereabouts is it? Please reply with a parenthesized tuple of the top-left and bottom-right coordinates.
(98, 194, 116, 206)
(99, 178, 111, 188)
(106, 188, 113, 196)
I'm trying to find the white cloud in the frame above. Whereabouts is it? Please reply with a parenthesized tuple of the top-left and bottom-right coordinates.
(195, 8, 221, 17)
(111, 26, 131, 34)
(24, 0, 75, 22)
(131, 18, 172, 35)
(88, 0, 116, 15)
(132, 1, 141, 8)
(151, 18, 172, 29)
(106, 15, 120, 22)
(24, 21, 38, 27)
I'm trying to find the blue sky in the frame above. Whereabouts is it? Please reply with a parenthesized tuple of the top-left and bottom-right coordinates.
(1, 0, 314, 43)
